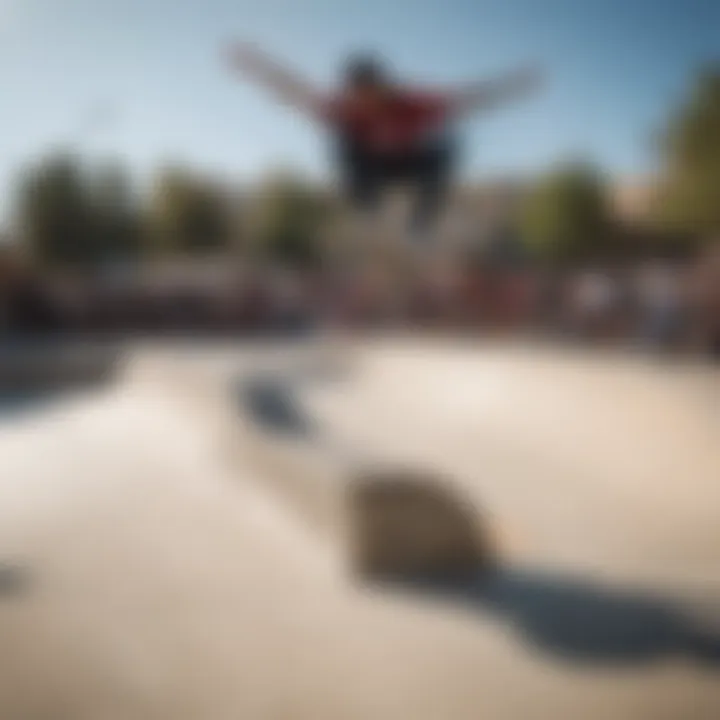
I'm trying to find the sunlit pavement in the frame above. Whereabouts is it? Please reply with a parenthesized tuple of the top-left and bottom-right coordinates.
(0, 338, 718, 720)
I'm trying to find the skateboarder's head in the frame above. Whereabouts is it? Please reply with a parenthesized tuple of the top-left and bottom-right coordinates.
(343, 53, 391, 104)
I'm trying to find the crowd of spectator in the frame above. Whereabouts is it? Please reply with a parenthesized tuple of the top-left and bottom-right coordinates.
(1, 246, 719, 360)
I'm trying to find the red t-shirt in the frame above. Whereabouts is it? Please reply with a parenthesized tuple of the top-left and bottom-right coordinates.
(322, 90, 451, 153)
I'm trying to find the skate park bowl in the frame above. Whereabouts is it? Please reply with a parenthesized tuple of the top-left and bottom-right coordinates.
(235, 367, 497, 580)
(2, 341, 720, 720)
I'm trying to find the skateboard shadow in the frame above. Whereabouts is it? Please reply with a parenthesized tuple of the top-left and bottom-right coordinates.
(379, 567, 720, 667)
(237, 374, 318, 440)
(0, 564, 32, 598)
(236, 357, 353, 440)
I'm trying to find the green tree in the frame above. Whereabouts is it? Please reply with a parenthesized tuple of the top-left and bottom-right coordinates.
(88, 163, 142, 263)
(254, 173, 330, 268)
(521, 162, 611, 262)
(656, 65, 720, 236)
(15, 154, 96, 267)
(147, 167, 232, 256)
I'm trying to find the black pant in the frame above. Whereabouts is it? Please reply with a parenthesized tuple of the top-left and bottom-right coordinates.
(337, 138, 456, 236)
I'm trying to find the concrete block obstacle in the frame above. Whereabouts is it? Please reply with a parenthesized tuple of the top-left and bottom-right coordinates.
(347, 467, 496, 579)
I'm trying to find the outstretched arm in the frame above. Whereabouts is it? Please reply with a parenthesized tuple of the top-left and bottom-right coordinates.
(447, 64, 544, 118)
(225, 41, 323, 118)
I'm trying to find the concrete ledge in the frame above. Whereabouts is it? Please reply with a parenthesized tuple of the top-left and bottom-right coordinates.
(0, 340, 123, 394)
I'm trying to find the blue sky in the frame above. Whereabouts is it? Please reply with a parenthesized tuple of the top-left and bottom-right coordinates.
(0, 0, 718, 214)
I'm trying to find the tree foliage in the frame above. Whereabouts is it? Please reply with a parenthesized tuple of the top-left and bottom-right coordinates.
(147, 168, 232, 256)
(16, 155, 94, 267)
(15, 154, 143, 268)
(88, 163, 141, 262)
(520, 162, 611, 262)
(656, 65, 720, 236)
(254, 172, 330, 268)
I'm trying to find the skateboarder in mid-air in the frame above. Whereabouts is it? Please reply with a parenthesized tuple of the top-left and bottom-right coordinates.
(225, 42, 544, 251)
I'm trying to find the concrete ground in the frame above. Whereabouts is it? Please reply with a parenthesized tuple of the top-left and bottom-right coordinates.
(0, 338, 718, 720)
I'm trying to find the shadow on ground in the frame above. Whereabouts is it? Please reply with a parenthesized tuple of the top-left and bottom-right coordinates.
(238, 375, 318, 439)
(375, 567, 720, 667)
(236, 357, 353, 440)
(235, 359, 720, 668)
(0, 564, 32, 598)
